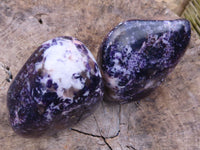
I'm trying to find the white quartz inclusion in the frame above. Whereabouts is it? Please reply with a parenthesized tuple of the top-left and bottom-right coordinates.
(35, 38, 89, 98)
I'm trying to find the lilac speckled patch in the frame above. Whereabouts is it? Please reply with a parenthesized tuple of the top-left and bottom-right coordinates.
(98, 19, 191, 103)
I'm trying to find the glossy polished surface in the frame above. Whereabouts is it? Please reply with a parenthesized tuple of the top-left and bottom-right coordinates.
(98, 19, 191, 103)
(7, 36, 104, 137)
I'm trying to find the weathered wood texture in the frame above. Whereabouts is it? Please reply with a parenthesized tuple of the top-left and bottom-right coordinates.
(155, 0, 190, 15)
(0, 0, 200, 150)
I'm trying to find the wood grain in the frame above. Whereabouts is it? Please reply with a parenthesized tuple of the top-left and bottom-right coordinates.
(0, 0, 199, 149)
(155, 0, 190, 15)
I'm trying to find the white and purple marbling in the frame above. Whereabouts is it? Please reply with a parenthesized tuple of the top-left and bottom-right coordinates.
(98, 19, 191, 103)
(7, 36, 103, 137)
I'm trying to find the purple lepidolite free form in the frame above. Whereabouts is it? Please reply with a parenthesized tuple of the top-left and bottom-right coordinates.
(7, 36, 104, 137)
(98, 19, 191, 103)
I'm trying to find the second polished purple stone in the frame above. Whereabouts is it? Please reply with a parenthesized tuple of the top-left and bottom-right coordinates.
(98, 19, 191, 103)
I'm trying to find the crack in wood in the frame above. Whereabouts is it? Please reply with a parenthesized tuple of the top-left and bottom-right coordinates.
(71, 127, 120, 150)
(71, 128, 101, 138)
(0, 62, 12, 85)
(70, 97, 122, 149)
(71, 128, 113, 149)
(107, 130, 120, 139)
(126, 145, 137, 150)
(38, 18, 43, 24)
(93, 105, 121, 149)
(119, 104, 122, 125)
(102, 136, 112, 150)
(34, 13, 47, 25)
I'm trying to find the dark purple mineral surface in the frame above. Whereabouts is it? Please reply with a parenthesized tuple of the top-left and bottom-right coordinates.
(7, 36, 104, 137)
(98, 19, 191, 103)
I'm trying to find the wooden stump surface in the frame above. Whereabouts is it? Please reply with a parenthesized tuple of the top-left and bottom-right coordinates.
(0, 0, 200, 150)
(155, 0, 190, 15)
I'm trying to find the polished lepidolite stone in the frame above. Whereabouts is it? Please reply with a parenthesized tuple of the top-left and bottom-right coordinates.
(7, 36, 103, 137)
(98, 19, 191, 103)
